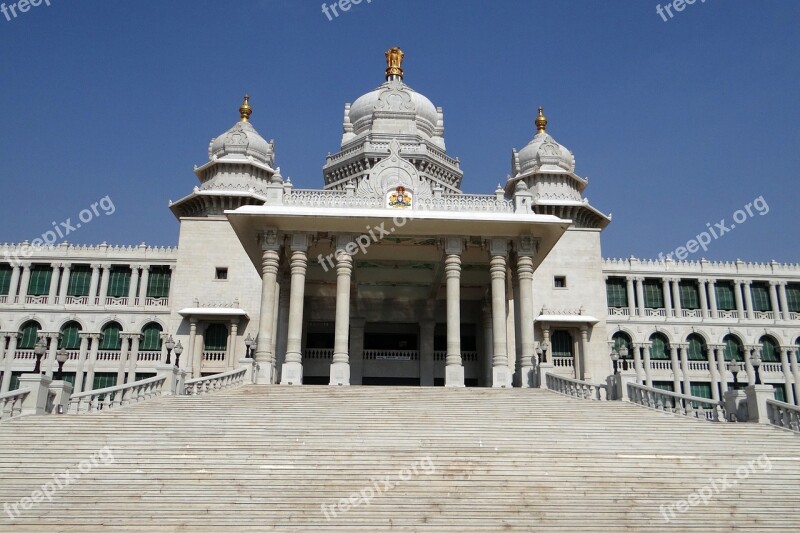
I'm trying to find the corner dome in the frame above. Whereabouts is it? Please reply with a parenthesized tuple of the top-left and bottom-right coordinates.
(348, 82, 439, 130)
(209, 95, 275, 166)
(515, 107, 575, 176)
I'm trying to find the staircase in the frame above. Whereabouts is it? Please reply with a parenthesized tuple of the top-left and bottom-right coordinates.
(1, 386, 799, 531)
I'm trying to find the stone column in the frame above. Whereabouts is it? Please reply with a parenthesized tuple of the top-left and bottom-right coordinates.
(227, 320, 239, 371)
(444, 238, 464, 387)
(138, 265, 150, 304)
(88, 264, 101, 303)
(17, 263, 31, 303)
(678, 342, 690, 395)
(281, 235, 310, 385)
(97, 264, 111, 305)
(58, 263, 71, 303)
(419, 320, 435, 387)
(742, 281, 755, 320)
(669, 344, 682, 393)
(128, 265, 141, 303)
(632, 343, 645, 384)
(744, 346, 756, 386)
(734, 279, 745, 319)
(769, 281, 781, 319)
(47, 263, 61, 304)
(788, 348, 800, 406)
(1, 334, 19, 393)
(255, 229, 281, 385)
(778, 282, 790, 321)
(188, 318, 199, 377)
(662, 278, 673, 317)
(779, 346, 794, 405)
(348, 318, 365, 386)
(626, 276, 637, 317)
(643, 344, 653, 388)
(73, 333, 90, 394)
(45, 333, 60, 378)
(712, 345, 728, 396)
(706, 342, 720, 401)
(330, 248, 353, 386)
(274, 274, 290, 381)
(577, 326, 589, 381)
(517, 253, 536, 388)
(698, 279, 709, 319)
(671, 278, 682, 318)
(635, 277, 646, 318)
(489, 239, 511, 388)
(116, 334, 131, 385)
(7, 265, 21, 302)
(84, 333, 101, 391)
(708, 279, 718, 318)
(127, 334, 140, 382)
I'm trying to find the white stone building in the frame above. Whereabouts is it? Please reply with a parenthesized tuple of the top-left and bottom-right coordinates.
(1, 48, 798, 403)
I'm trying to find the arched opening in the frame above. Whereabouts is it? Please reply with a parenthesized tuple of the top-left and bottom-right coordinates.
(99, 322, 123, 351)
(59, 321, 81, 350)
(686, 333, 707, 361)
(611, 331, 633, 370)
(759, 335, 780, 363)
(649, 333, 670, 360)
(722, 334, 744, 362)
(140, 322, 163, 353)
(18, 320, 42, 349)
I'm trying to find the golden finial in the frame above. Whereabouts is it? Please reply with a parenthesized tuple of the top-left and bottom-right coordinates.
(239, 94, 252, 122)
(385, 47, 404, 81)
(535, 106, 548, 134)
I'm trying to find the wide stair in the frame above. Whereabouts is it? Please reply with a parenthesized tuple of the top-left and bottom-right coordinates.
(1, 386, 799, 531)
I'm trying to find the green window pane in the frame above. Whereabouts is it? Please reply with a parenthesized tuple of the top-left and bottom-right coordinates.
(606, 278, 627, 308)
(135, 372, 156, 382)
(18, 322, 40, 349)
(99, 323, 122, 350)
(773, 385, 786, 403)
(0, 264, 12, 295)
(723, 337, 743, 361)
(67, 266, 92, 297)
(690, 383, 712, 399)
(650, 336, 669, 360)
(27, 266, 51, 296)
(761, 338, 779, 362)
(715, 283, 735, 311)
(786, 284, 800, 313)
(687, 337, 705, 361)
(679, 281, 700, 310)
(653, 381, 674, 393)
(204, 324, 228, 351)
(141, 324, 163, 351)
(146, 267, 171, 299)
(60, 323, 81, 350)
(9, 371, 24, 392)
(643, 280, 664, 308)
(612, 334, 631, 354)
(92, 372, 117, 390)
(107, 267, 131, 298)
(61, 373, 76, 387)
(750, 284, 771, 312)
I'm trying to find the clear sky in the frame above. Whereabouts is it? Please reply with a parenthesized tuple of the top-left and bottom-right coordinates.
(1, 0, 798, 262)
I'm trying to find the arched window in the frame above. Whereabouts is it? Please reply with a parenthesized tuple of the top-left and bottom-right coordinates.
(759, 335, 779, 363)
(18, 320, 41, 349)
(59, 321, 81, 350)
(795, 337, 800, 364)
(204, 324, 228, 351)
(551, 330, 573, 359)
(612, 332, 632, 357)
(649, 333, 670, 360)
(686, 334, 706, 361)
(99, 322, 123, 350)
(140, 322, 163, 352)
(723, 334, 743, 362)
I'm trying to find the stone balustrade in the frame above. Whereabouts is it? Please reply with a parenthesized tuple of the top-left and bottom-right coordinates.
(364, 349, 418, 361)
(766, 399, 800, 432)
(546, 373, 607, 401)
(184, 368, 248, 396)
(627, 382, 723, 421)
(0, 389, 29, 420)
(68, 375, 166, 414)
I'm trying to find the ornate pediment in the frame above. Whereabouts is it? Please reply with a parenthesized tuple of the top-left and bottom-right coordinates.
(356, 139, 432, 206)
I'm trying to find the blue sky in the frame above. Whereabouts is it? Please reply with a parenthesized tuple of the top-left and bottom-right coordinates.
(1, 0, 798, 262)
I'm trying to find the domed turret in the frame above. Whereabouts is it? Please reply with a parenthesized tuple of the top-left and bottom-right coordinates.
(514, 107, 575, 176)
(209, 95, 275, 166)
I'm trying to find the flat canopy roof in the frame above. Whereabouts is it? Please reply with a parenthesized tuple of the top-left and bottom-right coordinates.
(226, 205, 572, 273)
(178, 308, 250, 319)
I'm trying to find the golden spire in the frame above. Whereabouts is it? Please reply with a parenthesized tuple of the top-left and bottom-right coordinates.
(239, 94, 252, 122)
(385, 47, 404, 81)
(535, 106, 548, 134)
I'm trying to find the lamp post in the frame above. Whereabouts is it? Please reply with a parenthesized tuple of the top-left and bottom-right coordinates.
(33, 338, 47, 374)
(730, 360, 742, 388)
(245, 333, 255, 359)
(619, 345, 629, 371)
(164, 335, 176, 365)
(610, 349, 620, 375)
(540, 341, 550, 363)
(174, 341, 184, 368)
(752, 348, 763, 385)
(55, 348, 69, 381)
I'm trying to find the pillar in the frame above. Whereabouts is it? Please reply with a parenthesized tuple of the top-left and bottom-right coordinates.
(671, 278, 682, 318)
(444, 238, 464, 387)
(577, 326, 589, 381)
(698, 279, 709, 319)
(128, 265, 141, 303)
(255, 229, 281, 384)
(706, 342, 720, 401)
(708, 279, 718, 318)
(73, 333, 90, 394)
(743, 280, 755, 320)
(632, 343, 645, 384)
(678, 343, 690, 396)
(489, 239, 510, 388)
(47, 264, 61, 304)
(188, 318, 199, 377)
(330, 248, 353, 386)
(88, 264, 101, 304)
(84, 334, 101, 391)
(97, 264, 111, 304)
(227, 320, 239, 371)
(127, 334, 140, 383)
(780, 346, 794, 405)
(116, 334, 130, 385)
(625, 276, 637, 317)
(769, 281, 781, 319)
(282, 235, 310, 385)
(713, 345, 728, 397)
(643, 344, 653, 388)
(744, 346, 756, 386)
(1, 334, 18, 393)
(138, 265, 150, 304)
(45, 333, 60, 378)
(788, 348, 800, 406)
(778, 282, 790, 321)
(635, 277, 646, 318)
(668, 344, 681, 393)
(7, 265, 21, 303)
(734, 279, 745, 319)
(662, 278, 673, 316)
(17, 263, 31, 303)
(517, 251, 536, 387)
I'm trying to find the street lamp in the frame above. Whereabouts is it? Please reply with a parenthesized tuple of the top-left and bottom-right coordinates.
(610, 348, 620, 375)
(245, 333, 255, 359)
(164, 335, 176, 365)
(619, 345, 629, 371)
(540, 341, 550, 363)
(752, 348, 763, 385)
(55, 348, 69, 381)
(33, 338, 47, 374)
(174, 341, 184, 368)
(730, 360, 742, 387)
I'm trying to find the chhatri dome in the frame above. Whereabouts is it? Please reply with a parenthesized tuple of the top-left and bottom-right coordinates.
(513, 106, 576, 176)
(208, 95, 275, 167)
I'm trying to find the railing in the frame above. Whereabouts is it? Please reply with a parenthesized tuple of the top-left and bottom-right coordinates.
(68, 375, 166, 414)
(552, 356, 574, 368)
(0, 389, 30, 421)
(687, 361, 709, 372)
(24, 295, 48, 305)
(364, 350, 418, 361)
(627, 382, 723, 421)
(202, 350, 226, 362)
(766, 399, 800, 432)
(306, 348, 333, 359)
(645, 308, 667, 317)
(790, 312, 799, 321)
(0, 295, 7, 304)
(184, 368, 247, 396)
(546, 374, 607, 401)
(416, 194, 514, 213)
(681, 309, 702, 318)
(608, 307, 631, 316)
(104, 297, 128, 306)
(649, 360, 672, 371)
(137, 350, 162, 362)
(143, 297, 169, 307)
(96, 350, 121, 361)
(14, 350, 36, 360)
(463, 351, 478, 362)
(66, 350, 80, 361)
(717, 310, 739, 319)
(761, 362, 783, 373)
(754, 311, 775, 320)
(63, 296, 90, 305)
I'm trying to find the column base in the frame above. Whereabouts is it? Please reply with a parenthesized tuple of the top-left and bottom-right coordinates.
(492, 366, 512, 388)
(280, 362, 303, 385)
(445, 365, 465, 387)
(518, 365, 534, 388)
(329, 362, 350, 386)
(254, 361, 274, 385)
